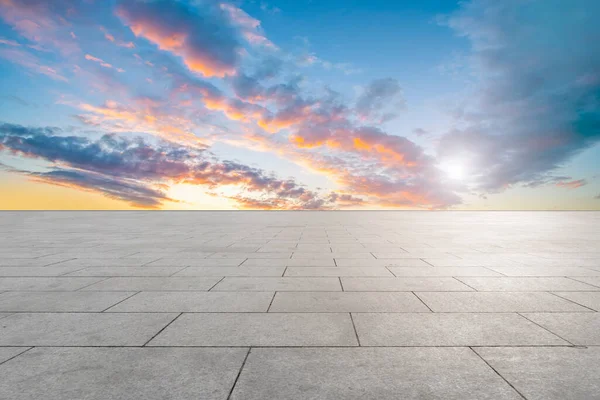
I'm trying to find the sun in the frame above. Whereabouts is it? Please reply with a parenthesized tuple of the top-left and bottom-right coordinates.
(443, 162, 466, 181)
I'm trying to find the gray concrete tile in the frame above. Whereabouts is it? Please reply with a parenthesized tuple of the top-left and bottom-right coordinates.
(269, 292, 431, 312)
(52, 258, 161, 267)
(210, 252, 290, 259)
(80, 277, 222, 291)
(149, 313, 358, 346)
(284, 267, 393, 277)
(567, 276, 600, 287)
(552, 291, 600, 310)
(416, 292, 591, 312)
(0, 277, 104, 291)
(0, 347, 29, 364)
(66, 266, 185, 276)
(212, 277, 341, 291)
(231, 347, 522, 400)
(148, 258, 247, 267)
(0, 291, 136, 312)
(242, 258, 336, 267)
(341, 277, 472, 291)
(0, 266, 86, 277)
(389, 267, 502, 276)
(352, 313, 567, 346)
(0, 259, 66, 267)
(0, 347, 247, 400)
(522, 312, 600, 345)
(457, 277, 600, 291)
(488, 266, 600, 276)
(174, 267, 285, 276)
(336, 258, 431, 267)
(475, 347, 600, 400)
(293, 252, 374, 259)
(0, 313, 177, 346)
(107, 291, 273, 312)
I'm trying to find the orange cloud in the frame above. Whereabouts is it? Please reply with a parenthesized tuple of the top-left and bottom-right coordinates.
(556, 179, 587, 189)
(116, 0, 240, 77)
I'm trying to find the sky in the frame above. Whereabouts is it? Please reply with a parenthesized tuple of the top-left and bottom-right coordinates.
(0, 0, 599, 210)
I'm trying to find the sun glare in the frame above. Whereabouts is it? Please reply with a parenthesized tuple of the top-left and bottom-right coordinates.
(443, 162, 466, 181)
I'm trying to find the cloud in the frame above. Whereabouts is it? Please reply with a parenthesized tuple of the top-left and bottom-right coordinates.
(355, 78, 404, 122)
(100, 26, 135, 48)
(0, 122, 344, 209)
(437, 0, 600, 192)
(0, 37, 20, 46)
(30, 169, 175, 208)
(116, 0, 243, 77)
(0, 0, 80, 54)
(0, 47, 67, 81)
(84, 54, 124, 71)
(556, 179, 587, 189)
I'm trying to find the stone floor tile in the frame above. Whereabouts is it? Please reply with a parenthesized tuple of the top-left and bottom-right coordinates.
(173, 267, 285, 277)
(0, 266, 87, 277)
(66, 266, 185, 277)
(474, 347, 600, 400)
(389, 267, 502, 276)
(0, 347, 29, 364)
(0, 259, 67, 267)
(566, 276, 600, 287)
(522, 312, 600, 345)
(107, 291, 273, 312)
(81, 277, 221, 291)
(0, 313, 177, 346)
(231, 347, 522, 400)
(212, 277, 342, 291)
(336, 258, 431, 267)
(149, 313, 357, 346)
(52, 258, 161, 267)
(0, 347, 248, 400)
(284, 267, 393, 277)
(457, 277, 600, 291)
(352, 313, 566, 346)
(293, 252, 374, 259)
(0, 291, 136, 312)
(269, 292, 431, 312)
(416, 292, 591, 312)
(148, 258, 247, 267)
(0, 277, 104, 291)
(341, 277, 472, 291)
(242, 258, 336, 267)
(552, 291, 600, 310)
(488, 266, 600, 276)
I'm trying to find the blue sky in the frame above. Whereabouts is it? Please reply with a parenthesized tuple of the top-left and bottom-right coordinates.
(0, 0, 598, 210)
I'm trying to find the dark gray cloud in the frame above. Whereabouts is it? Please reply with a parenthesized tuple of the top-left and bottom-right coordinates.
(438, 0, 600, 191)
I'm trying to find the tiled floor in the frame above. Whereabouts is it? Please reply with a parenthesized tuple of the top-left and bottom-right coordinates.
(0, 211, 599, 399)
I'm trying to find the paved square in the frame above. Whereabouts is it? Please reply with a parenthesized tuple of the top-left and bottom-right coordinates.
(0, 211, 599, 399)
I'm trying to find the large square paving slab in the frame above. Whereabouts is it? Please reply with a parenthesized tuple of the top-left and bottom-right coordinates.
(80, 277, 222, 291)
(148, 313, 358, 346)
(474, 347, 600, 400)
(352, 313, 567, 346)
(415, 292, 591, 312)
(522, 312, 600, 345)
(231, 347, 522, 399)
(106, 291, 274, 312)
(0, 313, 178, 346)
(269, 291, 430, 312)
(0, 291, 136, 312)
(0, 347, 248, 400)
